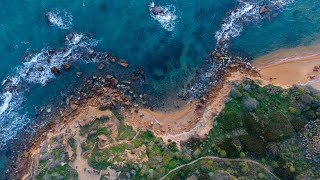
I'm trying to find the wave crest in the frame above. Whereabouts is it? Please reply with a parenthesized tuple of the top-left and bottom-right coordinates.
(215, 0, 295, 47)
(45, 9, 73, 29)
(149, 2, 177, 31)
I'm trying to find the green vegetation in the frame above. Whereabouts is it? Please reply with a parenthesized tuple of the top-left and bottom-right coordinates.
(183, 80, 320, 179)
(166, 159, 276, 179)
(46, 165, 78, 180)
(68, 137, 77, 161)
(79, 116, 109, 136)
(117, 124, 136, 141)
(78, 80, 320, 179)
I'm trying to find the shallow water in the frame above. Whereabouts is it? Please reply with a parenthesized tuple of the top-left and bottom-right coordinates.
(0, 0, 315, 176)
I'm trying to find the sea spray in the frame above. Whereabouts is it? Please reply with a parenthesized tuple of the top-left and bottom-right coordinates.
(186, 0, 295, 99)
(45, 9, 73, 29)
(215, 0, 295, 48)
(149, 2, 177, 31)
(0, 33, 100, 148)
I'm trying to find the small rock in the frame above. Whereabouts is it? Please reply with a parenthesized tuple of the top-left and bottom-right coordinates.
(61, 64, 71, 71)
(70, 103, 78, 111)
(76, 72, 83, 77)
(106, 75, 113, 80)
(98, 63, 105, 70)
(259, 6, 268, 14)
(50, 67, 60, 75)
(100, 52, 109, 61)
(110, 56, 117, 63)
(110, 78, 118, 86)
(37, 66, 44, 71)
(118, 60, 129, 68)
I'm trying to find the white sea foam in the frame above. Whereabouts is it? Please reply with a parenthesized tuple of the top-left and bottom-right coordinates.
(46, 9, 73, 29)
(215, 0, 259, 45)
(150, 2, 177, 31)
(215, 0, 294, 47)
(0, 33, 99, 148)
(0, 92, 12, 115)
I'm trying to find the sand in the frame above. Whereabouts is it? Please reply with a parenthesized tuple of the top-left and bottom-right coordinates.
(253, 44, 320, 90)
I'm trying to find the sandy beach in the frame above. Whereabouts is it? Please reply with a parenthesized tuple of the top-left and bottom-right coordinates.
(253, 44, 320, 89)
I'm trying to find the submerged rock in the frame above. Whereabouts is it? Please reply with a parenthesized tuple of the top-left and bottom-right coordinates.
(76, 72, 83, 77)
(61, 64, 71, 71)
(98, 63, 105, 70)
(118, 60, 129, 68)
(50, 67, 60, 75)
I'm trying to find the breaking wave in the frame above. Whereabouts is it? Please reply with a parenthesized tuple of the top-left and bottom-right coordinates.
(0, 33, 100, 148)
(215, 0, 294, 47)
(149, 2, 177, 31)
(45, 9, 73, 29)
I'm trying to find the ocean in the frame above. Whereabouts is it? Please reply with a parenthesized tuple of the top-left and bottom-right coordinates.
(0, 0, 317, 177)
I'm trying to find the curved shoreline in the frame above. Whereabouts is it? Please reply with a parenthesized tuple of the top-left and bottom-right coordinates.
(7, 42, 320, 179)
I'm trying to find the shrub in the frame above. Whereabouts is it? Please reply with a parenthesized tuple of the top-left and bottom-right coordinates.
(230, 88, 243, 99)
(219, 150, 227, 157)
(220, 111, 243, 131)
(242, 96, 259, 111)
(288, 107, 299, 115)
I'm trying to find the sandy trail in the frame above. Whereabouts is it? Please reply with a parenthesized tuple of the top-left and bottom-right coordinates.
(160, 156, 280, 180)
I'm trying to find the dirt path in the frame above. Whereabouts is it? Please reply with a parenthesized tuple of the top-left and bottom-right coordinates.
(160, 156, 280, 180)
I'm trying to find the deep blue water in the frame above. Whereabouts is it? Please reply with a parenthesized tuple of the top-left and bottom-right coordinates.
(0, 0, 317, 177)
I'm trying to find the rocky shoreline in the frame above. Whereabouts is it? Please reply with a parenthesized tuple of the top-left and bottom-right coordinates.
(5, 43, 260, 179)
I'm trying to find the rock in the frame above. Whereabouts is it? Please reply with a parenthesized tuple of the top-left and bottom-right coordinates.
(37, 66, 44, 71)
(259, 6, 268, 14)
(118, 60, 129, 68)
(99, 52, 109, 61)
(50, 67, 60, 75)
(70, 102, 78, 111)
(110, 78, 119, 86)
(110, 56, 117, 63)
(61, 64, 71, 71)
(215, 52, 222, 60)
(106, 75, 113, 80)
(98, 63, 105, 70)
(76, 72, 83, 77)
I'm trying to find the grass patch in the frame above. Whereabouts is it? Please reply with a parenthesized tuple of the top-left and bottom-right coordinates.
(46, 165, 78, 180)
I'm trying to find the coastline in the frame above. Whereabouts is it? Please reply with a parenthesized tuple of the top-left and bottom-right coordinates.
(7, 43, 320, 179)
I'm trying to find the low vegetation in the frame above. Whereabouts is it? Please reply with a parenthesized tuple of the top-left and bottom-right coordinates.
(34, 80, 320, 179)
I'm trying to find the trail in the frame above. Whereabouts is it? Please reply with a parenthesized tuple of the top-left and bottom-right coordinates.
(160, 156, 280, 180)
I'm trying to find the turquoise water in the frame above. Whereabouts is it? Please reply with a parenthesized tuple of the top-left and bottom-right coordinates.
(0, 0, 317, 177)
(231, 0, 320, 57)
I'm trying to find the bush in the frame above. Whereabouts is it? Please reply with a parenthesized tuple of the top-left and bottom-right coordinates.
(239, 135, 265, 155)
(220, 112, 243, 131)
(219, 150, 227, 157)
(288, 107, 299, 115)
(230, 88, 243, 99)
(242, 96, 259, 111)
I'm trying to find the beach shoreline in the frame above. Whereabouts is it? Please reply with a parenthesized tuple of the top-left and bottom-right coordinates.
(7, 42, 320, 179)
